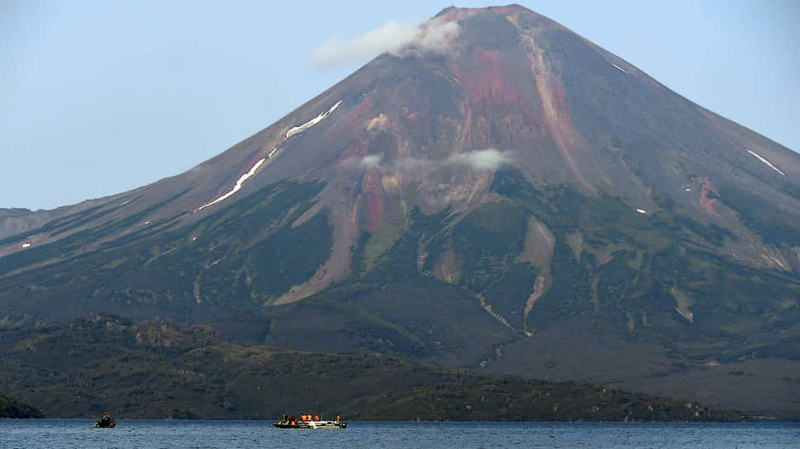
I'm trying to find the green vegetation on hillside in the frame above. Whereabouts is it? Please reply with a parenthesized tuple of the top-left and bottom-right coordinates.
(0, 393, 44, 418)
(0, 181, 331, 321)
(718, 186, 800, 246)
(0, 171, 798, 419)
(0, 315, 745, 421)
(488, 169, 800, 360)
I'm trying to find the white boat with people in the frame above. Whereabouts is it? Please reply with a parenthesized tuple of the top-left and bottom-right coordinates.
(273, 413, 347, 429)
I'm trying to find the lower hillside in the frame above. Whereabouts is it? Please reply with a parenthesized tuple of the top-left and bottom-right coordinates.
(0, 393, 44, 418)
(0, 315, 745, 421)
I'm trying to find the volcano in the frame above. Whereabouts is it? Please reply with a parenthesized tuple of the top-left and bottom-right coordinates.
(1, 5, 799, 418)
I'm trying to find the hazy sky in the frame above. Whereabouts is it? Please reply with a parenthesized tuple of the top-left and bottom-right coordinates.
(1, 0, 798, 210)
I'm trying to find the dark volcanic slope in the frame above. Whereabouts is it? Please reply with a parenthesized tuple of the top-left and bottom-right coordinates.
(0, 5, 798, 418)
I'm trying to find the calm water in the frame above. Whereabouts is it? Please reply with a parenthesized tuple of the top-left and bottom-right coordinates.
(0, 420, 798, 449)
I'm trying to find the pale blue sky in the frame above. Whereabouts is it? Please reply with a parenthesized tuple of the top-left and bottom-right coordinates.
(1, 0, 798, 210)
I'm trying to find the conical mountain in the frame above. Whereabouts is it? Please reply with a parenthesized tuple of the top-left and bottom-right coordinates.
(1, 5, 798, 418)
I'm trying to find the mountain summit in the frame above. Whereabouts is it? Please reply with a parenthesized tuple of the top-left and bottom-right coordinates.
(1, 5, 799, 418)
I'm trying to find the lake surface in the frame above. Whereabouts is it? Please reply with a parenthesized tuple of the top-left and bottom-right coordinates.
(0, 420, 798, 449)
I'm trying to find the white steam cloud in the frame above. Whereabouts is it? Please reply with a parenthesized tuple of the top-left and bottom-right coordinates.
(360, 155, 382, 167)
(341, 150, 511, 172)
(418, 19, 461, 53)
(311, 17, 460, 67)
(447, 149, 511, 170)
(339, 154, 383, 169)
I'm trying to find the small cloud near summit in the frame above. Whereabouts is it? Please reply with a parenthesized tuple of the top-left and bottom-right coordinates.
(417, 18, 460, 53)
(311, 17, 460, 67)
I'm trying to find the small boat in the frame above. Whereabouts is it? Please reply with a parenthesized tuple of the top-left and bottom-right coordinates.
(273, 413, 347, 429)
(94, 418, 116, 428)
(94, 412, 116, 428)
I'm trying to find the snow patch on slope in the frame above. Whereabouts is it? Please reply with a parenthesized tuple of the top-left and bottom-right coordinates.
(198, 158, 266, 210)
(747, 150, 786, 176)
(286, 100, 342, 139)
(197, 101, 342, 211)
(611, 62, 627, 74)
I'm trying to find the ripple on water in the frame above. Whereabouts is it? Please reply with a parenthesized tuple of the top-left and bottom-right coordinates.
(0, 421, 798, 449)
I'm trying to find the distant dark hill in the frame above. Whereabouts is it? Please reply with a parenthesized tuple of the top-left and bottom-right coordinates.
(0, 315, 745, 421)
(0, 392, 44, 418)
(0, 5, 798, 419)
